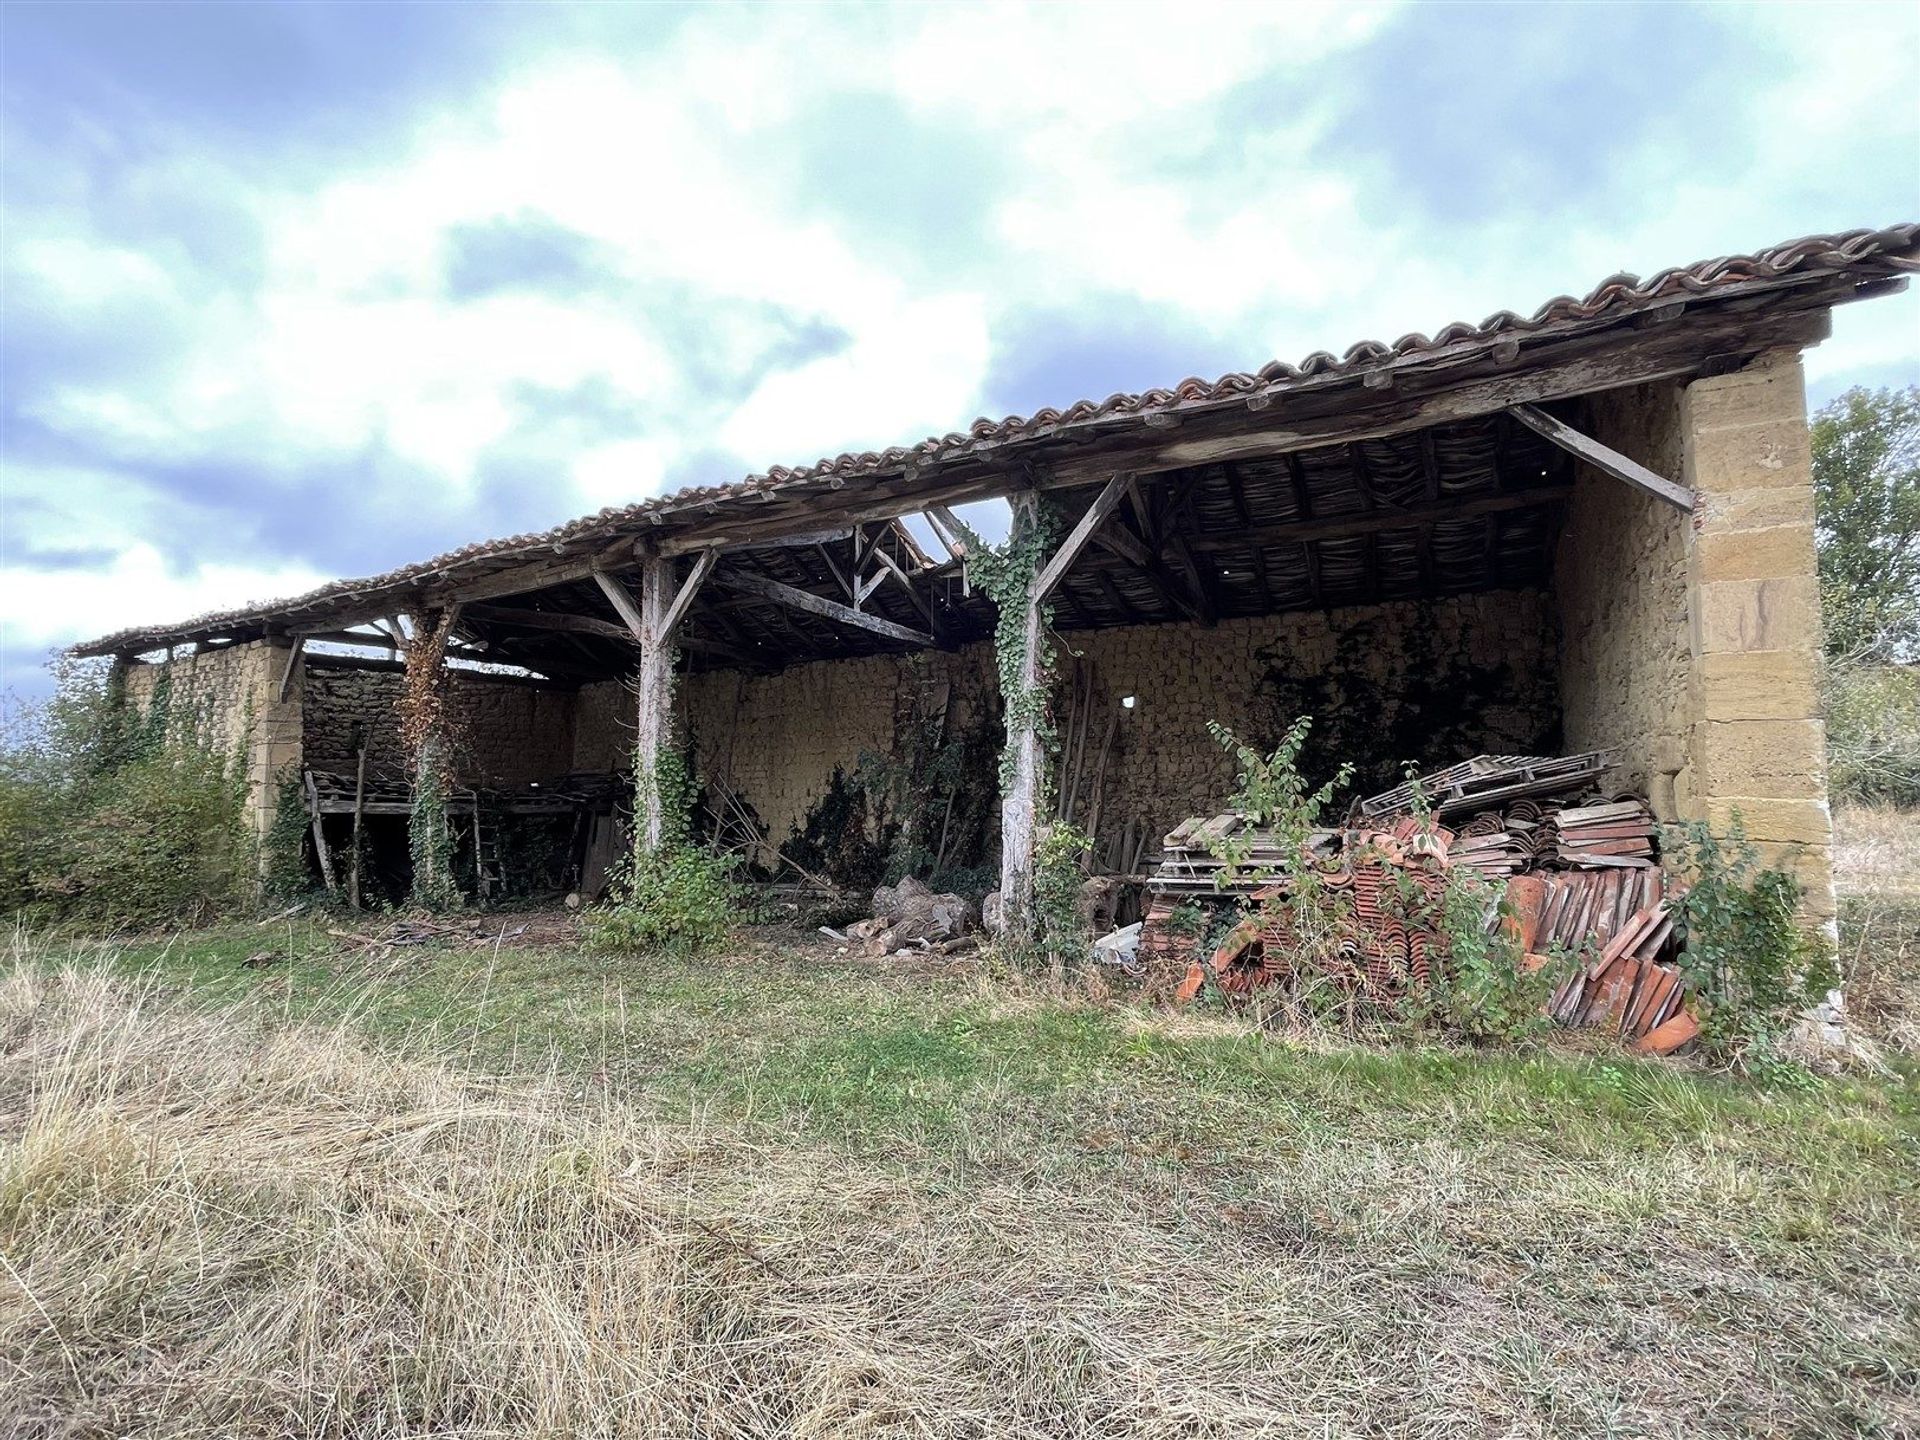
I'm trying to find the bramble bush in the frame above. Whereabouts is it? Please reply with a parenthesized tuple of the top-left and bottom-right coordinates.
(0, 659, 251, 927)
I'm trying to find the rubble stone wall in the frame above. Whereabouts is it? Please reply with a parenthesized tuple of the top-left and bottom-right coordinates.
(302, 659, 579, 787)
(1556, 380, 1695, 812)
(122, 638, 301, 847)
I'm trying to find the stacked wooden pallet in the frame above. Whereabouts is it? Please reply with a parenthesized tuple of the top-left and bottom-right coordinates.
(1358, 751, 1608, 821)
(1150, 814, 1336, 896)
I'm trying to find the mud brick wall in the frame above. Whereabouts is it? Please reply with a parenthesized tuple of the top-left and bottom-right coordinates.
(679, 646, 999, 848)
(571, 678, 634, 776)
(647, 592, 1558, 863)
(1556, 380, 1694, 813)
(302, 660, 578, 787)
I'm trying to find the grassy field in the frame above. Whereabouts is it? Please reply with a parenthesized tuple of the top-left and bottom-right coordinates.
(1, 817, 1917, 1436)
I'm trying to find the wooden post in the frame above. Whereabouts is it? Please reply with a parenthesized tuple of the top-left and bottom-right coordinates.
(348, 743, 367, 909)
(304, 769, 338, 894)
(999, 492, 1045, 938)
(632, 553, 674, 853)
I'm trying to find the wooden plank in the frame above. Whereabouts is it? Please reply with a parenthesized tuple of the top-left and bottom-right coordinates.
(711, 568, 934, 646)
(1507, 403, 1695, 512)
(1034, 471, 1131, 602)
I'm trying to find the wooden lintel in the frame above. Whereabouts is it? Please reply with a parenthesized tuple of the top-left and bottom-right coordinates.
(713, 568, 934, 647)
(1034, 471, 1132, 602)
(1507, 404, 1695, 512)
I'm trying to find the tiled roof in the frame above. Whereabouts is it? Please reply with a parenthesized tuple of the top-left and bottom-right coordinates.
(73, 223, 1919, 656)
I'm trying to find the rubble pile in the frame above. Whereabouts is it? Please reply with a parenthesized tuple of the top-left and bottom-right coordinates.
(821, 876, 979, 958)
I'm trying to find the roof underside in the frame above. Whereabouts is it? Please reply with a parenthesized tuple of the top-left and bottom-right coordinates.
(76, 223, 1918, 673)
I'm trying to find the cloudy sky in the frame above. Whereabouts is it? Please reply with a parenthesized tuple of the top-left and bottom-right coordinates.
(3, 1, 1916, 703)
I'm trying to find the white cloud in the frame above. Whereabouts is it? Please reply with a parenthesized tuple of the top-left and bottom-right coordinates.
(3, 0, 1915, 693)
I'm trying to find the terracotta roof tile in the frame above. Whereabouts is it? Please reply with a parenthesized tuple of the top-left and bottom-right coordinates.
(72, 223, 1919, 655)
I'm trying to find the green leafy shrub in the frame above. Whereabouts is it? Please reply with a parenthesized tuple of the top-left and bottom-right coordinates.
(583, 846, 737, 959)
(1665, 818, 1834, 1059)
(1, 658, 251, 927)
(1413, 868, 1568, 1045)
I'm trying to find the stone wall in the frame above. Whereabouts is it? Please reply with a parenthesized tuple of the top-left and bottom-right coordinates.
(1556, 381, 1694, 812)
(680, 646, 1000, 848)
(122, 638, 301, 845)
(646, 591, 1560, 863)
(302, 659, 579, 787)
(1551, 354, 1835, 929)
(1679, 350, 1834, 927)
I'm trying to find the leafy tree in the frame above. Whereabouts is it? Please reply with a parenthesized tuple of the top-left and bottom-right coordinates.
(1811, 385, 1919, 661)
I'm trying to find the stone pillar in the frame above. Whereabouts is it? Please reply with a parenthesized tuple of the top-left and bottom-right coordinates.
(1678, 349, 1836, 934)
(247, 637, 304, 862)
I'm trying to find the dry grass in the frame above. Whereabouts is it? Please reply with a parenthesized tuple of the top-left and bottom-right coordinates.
(2, 942, 1916, 1438)
(1835, 804, 1920, 1053)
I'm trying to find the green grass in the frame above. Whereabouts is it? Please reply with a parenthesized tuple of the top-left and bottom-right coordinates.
(9, 917, 1918, 1437)
(94, 916, 1919, 1172)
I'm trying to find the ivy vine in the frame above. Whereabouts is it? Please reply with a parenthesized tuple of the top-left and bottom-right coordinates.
(398, 608, 465, 910)
(951, 500, 1065, 797)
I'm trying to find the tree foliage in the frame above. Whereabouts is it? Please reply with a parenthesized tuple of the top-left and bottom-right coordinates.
(1812, 385, 1920, 662)
(0, 659, 252, 926)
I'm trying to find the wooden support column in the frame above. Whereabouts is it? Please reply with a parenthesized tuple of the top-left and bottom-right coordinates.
(998, 472, 1131, 937)
(999, 491, 1046, 939)
(596, 549, 715, 854)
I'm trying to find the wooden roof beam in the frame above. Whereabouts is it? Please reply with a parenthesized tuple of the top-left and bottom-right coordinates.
(711, 568, 934, 647)
(1507, 403, 1695, 512)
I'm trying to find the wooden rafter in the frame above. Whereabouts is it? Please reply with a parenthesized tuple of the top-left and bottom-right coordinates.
(1034, 471, 1131, 602)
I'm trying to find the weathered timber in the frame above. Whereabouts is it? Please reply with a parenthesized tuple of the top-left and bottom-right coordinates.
(277, 636, 305, 703)
(1034, 471, 1131, 602)
(711, 568, 934, 646)
(1507, 403, 1696, 512)
(999, 491, 1045, 939)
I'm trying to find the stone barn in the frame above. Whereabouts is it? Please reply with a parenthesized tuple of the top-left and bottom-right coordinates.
(73, 226, 1920, 931)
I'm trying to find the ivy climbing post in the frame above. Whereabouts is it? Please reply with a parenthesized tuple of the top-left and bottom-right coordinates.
(399, 605, 464, 910)
(594, 547, 716, 858)
(998, 492, 1046, 937)
(975, 471, 1131, 940)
